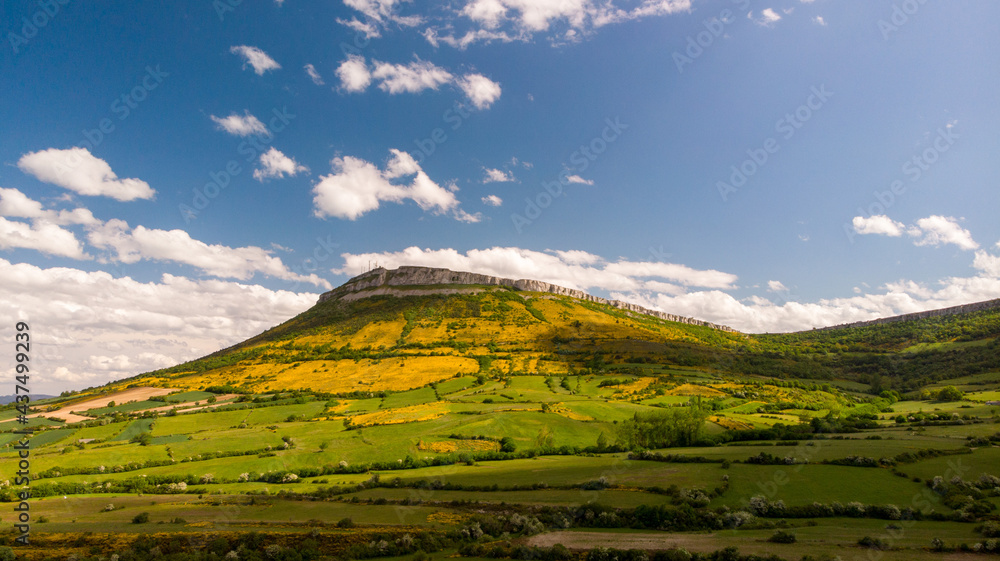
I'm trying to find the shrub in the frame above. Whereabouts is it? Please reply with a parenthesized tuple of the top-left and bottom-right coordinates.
(858, 536, 888, 550)
(132, 512, 150, 524)
(768, 530, 796, 544)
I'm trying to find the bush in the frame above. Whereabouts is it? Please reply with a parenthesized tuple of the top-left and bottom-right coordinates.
(132, 512, 150, 524)
(768, 530, 796, 543)
(858, 536, 888, 550)
(337, 517, 355, 528)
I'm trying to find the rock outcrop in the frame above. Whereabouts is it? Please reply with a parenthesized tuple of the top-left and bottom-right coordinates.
(818, 298, 1000, 331)
(318, 266, 739, 333)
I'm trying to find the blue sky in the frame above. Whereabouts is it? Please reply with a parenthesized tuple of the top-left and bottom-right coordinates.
(2, 0, 999, 393)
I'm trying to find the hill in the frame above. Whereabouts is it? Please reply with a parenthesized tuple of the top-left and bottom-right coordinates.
(2, 267, 1000, 560)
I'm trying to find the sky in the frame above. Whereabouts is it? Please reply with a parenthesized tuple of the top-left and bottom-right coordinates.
(2, 0, 999, 394)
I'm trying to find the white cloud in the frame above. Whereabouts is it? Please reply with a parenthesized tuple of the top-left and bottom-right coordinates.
(767, 280, 788, 293)
(336, 55, 373, 92)
(813, 16, 826, 26)
(854, 214, 979, 251)
(457, 73, 502, 109)
(87, 219, 330, 288)
(210, 111, 267, 137)
(230, 45, 281, 75)
(853, 215, 906, 237)
(0, 217, 91, 259)
(425, 0, 691, 48)
(483, 168, 514, 183)
(0, 187, 99, 226)
(339, 56, 503, 109)
(912, 215, 979, 250)
(304, 63, 324, 85)
(17, 147, 155, 202)
(371, 59, 454, 94)
(973, 250, 1000, 277)
(253, 147, 309, 181)
(312, 149, 473, 221)
(0, 258, 318, 394)
(482, 194, 503, 206)
(338, 17, 381, 38)
(565, 174, 594, 185)
(752, 8, 782, 26)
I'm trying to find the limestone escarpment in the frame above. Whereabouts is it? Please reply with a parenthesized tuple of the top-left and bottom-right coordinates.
(319, 266, 739, 333)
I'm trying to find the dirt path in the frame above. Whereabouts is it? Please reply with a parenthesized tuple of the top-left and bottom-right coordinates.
(527, 531, 722, 551)
(28, 387, 179, 422)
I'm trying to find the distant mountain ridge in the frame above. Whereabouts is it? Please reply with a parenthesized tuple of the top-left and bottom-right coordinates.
(819, 298, 1000, 332)
(319, 266, 739, 333)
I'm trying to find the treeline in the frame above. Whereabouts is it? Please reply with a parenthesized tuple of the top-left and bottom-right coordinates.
(615, 407, 708, 448)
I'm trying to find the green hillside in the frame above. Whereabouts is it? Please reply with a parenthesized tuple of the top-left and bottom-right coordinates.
(3, 279, 1000, 560)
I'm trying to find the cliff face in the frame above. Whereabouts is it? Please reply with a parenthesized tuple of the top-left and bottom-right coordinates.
(319, 266, 739, 333)
(818, 298, 1000, 331)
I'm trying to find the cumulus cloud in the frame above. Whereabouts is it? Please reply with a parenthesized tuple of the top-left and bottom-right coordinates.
(230, 45, 281, 75)
(853, 214, 979, 251)
(372, 59, 454, 94)
(17, 147, 155, 201)
(253, 147, 308, 181)
(752, 8, 782, 26)
(912, 215, 979, 250)
(0, 187, 99, 226)
(767, 280, 788, 293)
(336, 55, 373, 92)
(483, 168, 514, 183)
(312, 149, 473, 221)
(86, 219, 330, 288)
(0, 258, 318, 393)
(210, 111, 267, 137)
(304, 63, 324, 85)
(565, 174, 594, 185)
(0, 217, 91, 259)
(423, 0, 691, 48)
(853, 215, 906, 237)
(813, 16, 826, 26)
(457, 73, 502, 109)
(973, 250, 1000, 278)
(336, 55, 501, 108)
(481, 194, 503, 206)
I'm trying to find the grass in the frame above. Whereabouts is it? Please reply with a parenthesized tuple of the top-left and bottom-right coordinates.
(110, 419, 155, 442)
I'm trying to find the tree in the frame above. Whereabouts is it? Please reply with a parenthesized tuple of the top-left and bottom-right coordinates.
(936, 386, 963, 402)
(596, 432, 609, 451)
(499, 436, 517, 453)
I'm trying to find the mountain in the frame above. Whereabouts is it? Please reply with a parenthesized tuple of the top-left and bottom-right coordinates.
(121, 266, 1000, 398)
(0, 393, 54, 405)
